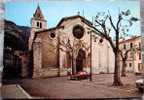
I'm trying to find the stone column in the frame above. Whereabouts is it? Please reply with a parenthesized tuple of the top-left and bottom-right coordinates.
(58, 47, 62, 76)
(32, 38, 42, 78)
(73, 51, 77, 74)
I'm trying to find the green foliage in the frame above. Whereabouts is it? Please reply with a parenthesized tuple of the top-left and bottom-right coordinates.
(121, 9, 131, 16)
(130, 17, 139, 22)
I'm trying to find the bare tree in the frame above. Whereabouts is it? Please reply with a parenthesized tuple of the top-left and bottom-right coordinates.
(93, 10, 138, 86)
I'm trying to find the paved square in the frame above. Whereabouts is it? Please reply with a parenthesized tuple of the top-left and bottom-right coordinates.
(19, 73, 143, 99)
(1, 84, 31, 99)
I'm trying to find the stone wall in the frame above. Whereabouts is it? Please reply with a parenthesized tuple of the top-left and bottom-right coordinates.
(41, 31, 58, 68)
(20, 52, 30, 78)
(32, 38, 42, 78)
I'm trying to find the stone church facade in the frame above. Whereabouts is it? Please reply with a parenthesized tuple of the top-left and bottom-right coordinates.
(29, 6, 115, 78)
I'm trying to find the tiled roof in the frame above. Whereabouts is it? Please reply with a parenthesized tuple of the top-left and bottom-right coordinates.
(35, 15, 94, 34)
(119, 36, 141, 44)
(35, 26, 64, 34)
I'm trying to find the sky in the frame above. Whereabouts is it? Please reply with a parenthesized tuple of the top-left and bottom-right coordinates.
(5, 0, 140, 36)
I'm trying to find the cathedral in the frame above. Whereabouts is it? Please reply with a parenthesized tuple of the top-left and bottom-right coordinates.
(29, 5, 115, 78)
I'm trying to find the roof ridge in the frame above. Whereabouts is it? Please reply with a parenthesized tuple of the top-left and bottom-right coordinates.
(57, 15, 93, 27)
(119, 36, 141, 43)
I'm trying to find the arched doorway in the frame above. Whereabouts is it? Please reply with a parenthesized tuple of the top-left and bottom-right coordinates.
(76, 49, 86, 73)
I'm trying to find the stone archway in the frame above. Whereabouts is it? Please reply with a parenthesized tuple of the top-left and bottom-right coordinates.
(76, 49, 86, 73)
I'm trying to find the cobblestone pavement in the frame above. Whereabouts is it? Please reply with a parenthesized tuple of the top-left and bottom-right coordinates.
(19, 73, 143, 99)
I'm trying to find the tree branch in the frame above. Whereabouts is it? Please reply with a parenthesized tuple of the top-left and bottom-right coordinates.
(119, 49, 131, 61)
(116, 14, 122, 33)
(109, 16, 117, 31)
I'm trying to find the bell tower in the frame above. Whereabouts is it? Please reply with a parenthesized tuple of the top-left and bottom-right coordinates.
(29, 5, 47, 50)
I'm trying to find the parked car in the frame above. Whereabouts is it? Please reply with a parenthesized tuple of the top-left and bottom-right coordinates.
(136, 79, 144, 93)
(70, 71, 90, 80)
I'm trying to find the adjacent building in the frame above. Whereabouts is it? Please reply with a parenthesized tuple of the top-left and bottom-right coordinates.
(140, 0, 144, 65)
(119, 36, 144, 73)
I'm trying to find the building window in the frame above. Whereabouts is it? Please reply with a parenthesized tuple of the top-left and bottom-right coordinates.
(129, 63, 132, 67)
(50, 32, 55, 38)
(37, 22, 39, 27)
(139, 42, 141, 48)
(40, 22, 42, 28)
(123, 44, 126, 49)
(73, 25, 84, 39)
(138, 63, 141, 71)
(36, 22, 42, 28)
(130, 43, 133, 48)
(139, 53, 141, 60)
(125, 63, 127, 67)
(130, 52, 133, 58)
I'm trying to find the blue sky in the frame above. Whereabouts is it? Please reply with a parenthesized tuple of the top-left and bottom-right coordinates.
(5, 0, 140, 35)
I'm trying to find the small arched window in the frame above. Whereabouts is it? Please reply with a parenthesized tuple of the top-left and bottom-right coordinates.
(37, 22, 39, 27)
(40, 22, 42, 28)
(36, 22, 42, 28)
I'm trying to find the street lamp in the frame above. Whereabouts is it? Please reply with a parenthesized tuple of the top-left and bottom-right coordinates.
(87, 28, 93, 81)
(57, 33, 60, 77)
(90, 30, 92, 81)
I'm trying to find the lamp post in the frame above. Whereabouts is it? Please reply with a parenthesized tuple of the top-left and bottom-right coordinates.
(87, 27, 93, 81)
(107, 45, 109, 73)
(57, 34, 60, 77)
(90, 30, 92, 81)
(132, 45, 136, 73)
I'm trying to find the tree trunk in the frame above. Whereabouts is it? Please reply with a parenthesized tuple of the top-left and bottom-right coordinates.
(113, 52, 123, 86)
(112, 31, 123, 86)
(121, 60, 127, 77)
